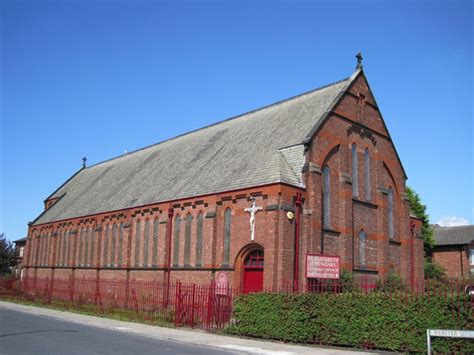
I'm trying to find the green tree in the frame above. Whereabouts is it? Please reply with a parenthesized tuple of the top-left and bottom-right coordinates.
(406, 186, 435, 254)
(0, 233, 16, 275)
(424, 258, 445, 280)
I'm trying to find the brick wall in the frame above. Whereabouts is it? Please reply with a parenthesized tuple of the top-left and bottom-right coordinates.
(432, 244, 471, 278)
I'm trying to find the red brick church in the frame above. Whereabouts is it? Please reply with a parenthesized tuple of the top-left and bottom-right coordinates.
(23, 56, 424, 292)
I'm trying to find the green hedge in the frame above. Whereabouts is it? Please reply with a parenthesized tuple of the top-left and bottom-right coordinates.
(226, 292, 473, 352)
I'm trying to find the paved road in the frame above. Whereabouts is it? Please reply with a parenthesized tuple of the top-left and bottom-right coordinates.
(0, 308, 235, 355)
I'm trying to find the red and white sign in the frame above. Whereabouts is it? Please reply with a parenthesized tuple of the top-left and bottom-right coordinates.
(215, 271, 229, 295)
(306, 254, 340, 279)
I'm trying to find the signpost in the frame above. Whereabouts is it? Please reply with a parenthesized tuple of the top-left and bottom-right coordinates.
(306, 254, 340, 279)
(427, 329, 474, 355)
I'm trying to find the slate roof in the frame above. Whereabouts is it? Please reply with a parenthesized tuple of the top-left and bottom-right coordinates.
(13, 237, 27, 244)
(433, 225, 474, 246)
(33, 71, 360, 225)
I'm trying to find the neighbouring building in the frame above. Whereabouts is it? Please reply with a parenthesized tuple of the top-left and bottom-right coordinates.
(13, 237, 27, 278)
(23, 56, 424, 292)
(432, 225, 474, 278)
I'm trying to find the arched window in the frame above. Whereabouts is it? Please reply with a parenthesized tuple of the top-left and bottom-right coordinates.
(388, 188, 394, 239)
(87, 227, 95, 266)
(184, 214, 192, 266)
(223, 208, 231, 266)
(359, 230, 367, 268)
(143, 219, 150, 267)
(365, 148, 371, 201)
(44, 235, 49, 265)
(36, 235, 41, 266)
(55, 231, 62, 267)
(111, 224, 117, 267)
(196, 212, 203, 267)
(352, 144, 358, 197)
(46, 234, 51, 266)
(103, 225, 110, 267)
(43, 235, 48, 266)
(61, 230, 67, 266)
(38, 235, 44, 266)
(63, 230, 69, 266)
(87, 227, 93, 267)
(323, 166, 331, 229)
(45, 234, 51, 266)
(76, 228, 84, 266)
(69, 230, 74, 266)
(173, 215, 181, 267)
(39, 235, 44, 266)
(118, 223, 124, 267)
(134, 220, 141, 267)
(45, 234, 50, 265)
(85, 228, 91, 266)
(152, 218, 159, 267)
(60, 232, 65, 266)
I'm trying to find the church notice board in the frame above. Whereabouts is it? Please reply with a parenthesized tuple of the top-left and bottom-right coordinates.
(306, 254, 340, 279)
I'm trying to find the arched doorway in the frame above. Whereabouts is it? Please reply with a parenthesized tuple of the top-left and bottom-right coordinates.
(243, 249, 264, 293)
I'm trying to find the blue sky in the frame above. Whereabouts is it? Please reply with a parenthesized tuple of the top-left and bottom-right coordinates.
(1, 0, 472, 241)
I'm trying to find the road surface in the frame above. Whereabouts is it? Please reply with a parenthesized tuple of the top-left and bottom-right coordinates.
(0, 307, 235, 355)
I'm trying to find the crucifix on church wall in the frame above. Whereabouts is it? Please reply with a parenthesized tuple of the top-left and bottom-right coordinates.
(245, 197, 262, 242)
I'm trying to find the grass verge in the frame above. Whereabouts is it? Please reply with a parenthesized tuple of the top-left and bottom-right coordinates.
(0, 294, 174, 328)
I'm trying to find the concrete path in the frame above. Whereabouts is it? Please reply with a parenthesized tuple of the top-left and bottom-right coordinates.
(0, 300, 373, 354)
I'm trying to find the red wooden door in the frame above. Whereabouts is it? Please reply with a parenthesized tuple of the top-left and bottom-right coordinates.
(243, 250, 264, 293)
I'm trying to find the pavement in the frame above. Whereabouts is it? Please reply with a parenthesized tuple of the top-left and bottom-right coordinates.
(0, 300, 372, 354)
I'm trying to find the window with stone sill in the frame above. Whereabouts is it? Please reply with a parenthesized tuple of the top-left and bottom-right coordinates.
(118, 223, 124, 267)
(184, 214, 192, 266)
(90, 227, 95, 266)
(322, 165, 331, 229)
(196, 212, 203, 267)
(104, 225, 110, 267)
(143, 219, 150, 267)
(223, 208, 231, 265)
(388, 187, 395, 240)
(111, 223, 117, 267)
(134, 220, 141, 267)
(173, 215, 181, 267)
(352, 144, 358, 197)
(152, 218, 159, 267)
(365, 148, 371, 201)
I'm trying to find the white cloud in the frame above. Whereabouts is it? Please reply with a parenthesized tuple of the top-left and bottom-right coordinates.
(437, 216, 470, 227)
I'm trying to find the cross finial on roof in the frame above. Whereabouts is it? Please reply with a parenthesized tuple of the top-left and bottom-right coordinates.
(82, 157, 87, 168)
(355, 52, 363, 70)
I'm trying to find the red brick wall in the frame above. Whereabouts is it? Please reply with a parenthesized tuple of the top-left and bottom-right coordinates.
(24, 183, 302, 290)
(432, 245, 471, 278)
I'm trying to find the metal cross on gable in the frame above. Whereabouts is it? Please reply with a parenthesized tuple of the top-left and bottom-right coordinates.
(245, 197, 263, 241)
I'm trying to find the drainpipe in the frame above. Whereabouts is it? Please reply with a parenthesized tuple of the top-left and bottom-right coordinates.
(293, 193, 302, 291)
(165, 204, 174, 306)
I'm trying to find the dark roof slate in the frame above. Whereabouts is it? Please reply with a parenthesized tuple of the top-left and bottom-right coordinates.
(433, 225, 474, 246)
(33, 71, 360, 225)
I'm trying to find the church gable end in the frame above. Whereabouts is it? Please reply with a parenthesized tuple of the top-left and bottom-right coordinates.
(333, 72, 389, 137)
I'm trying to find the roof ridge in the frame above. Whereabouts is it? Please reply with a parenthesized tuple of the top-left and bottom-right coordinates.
(435, 224, 473, 229)
(85, 76, 351, 170)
